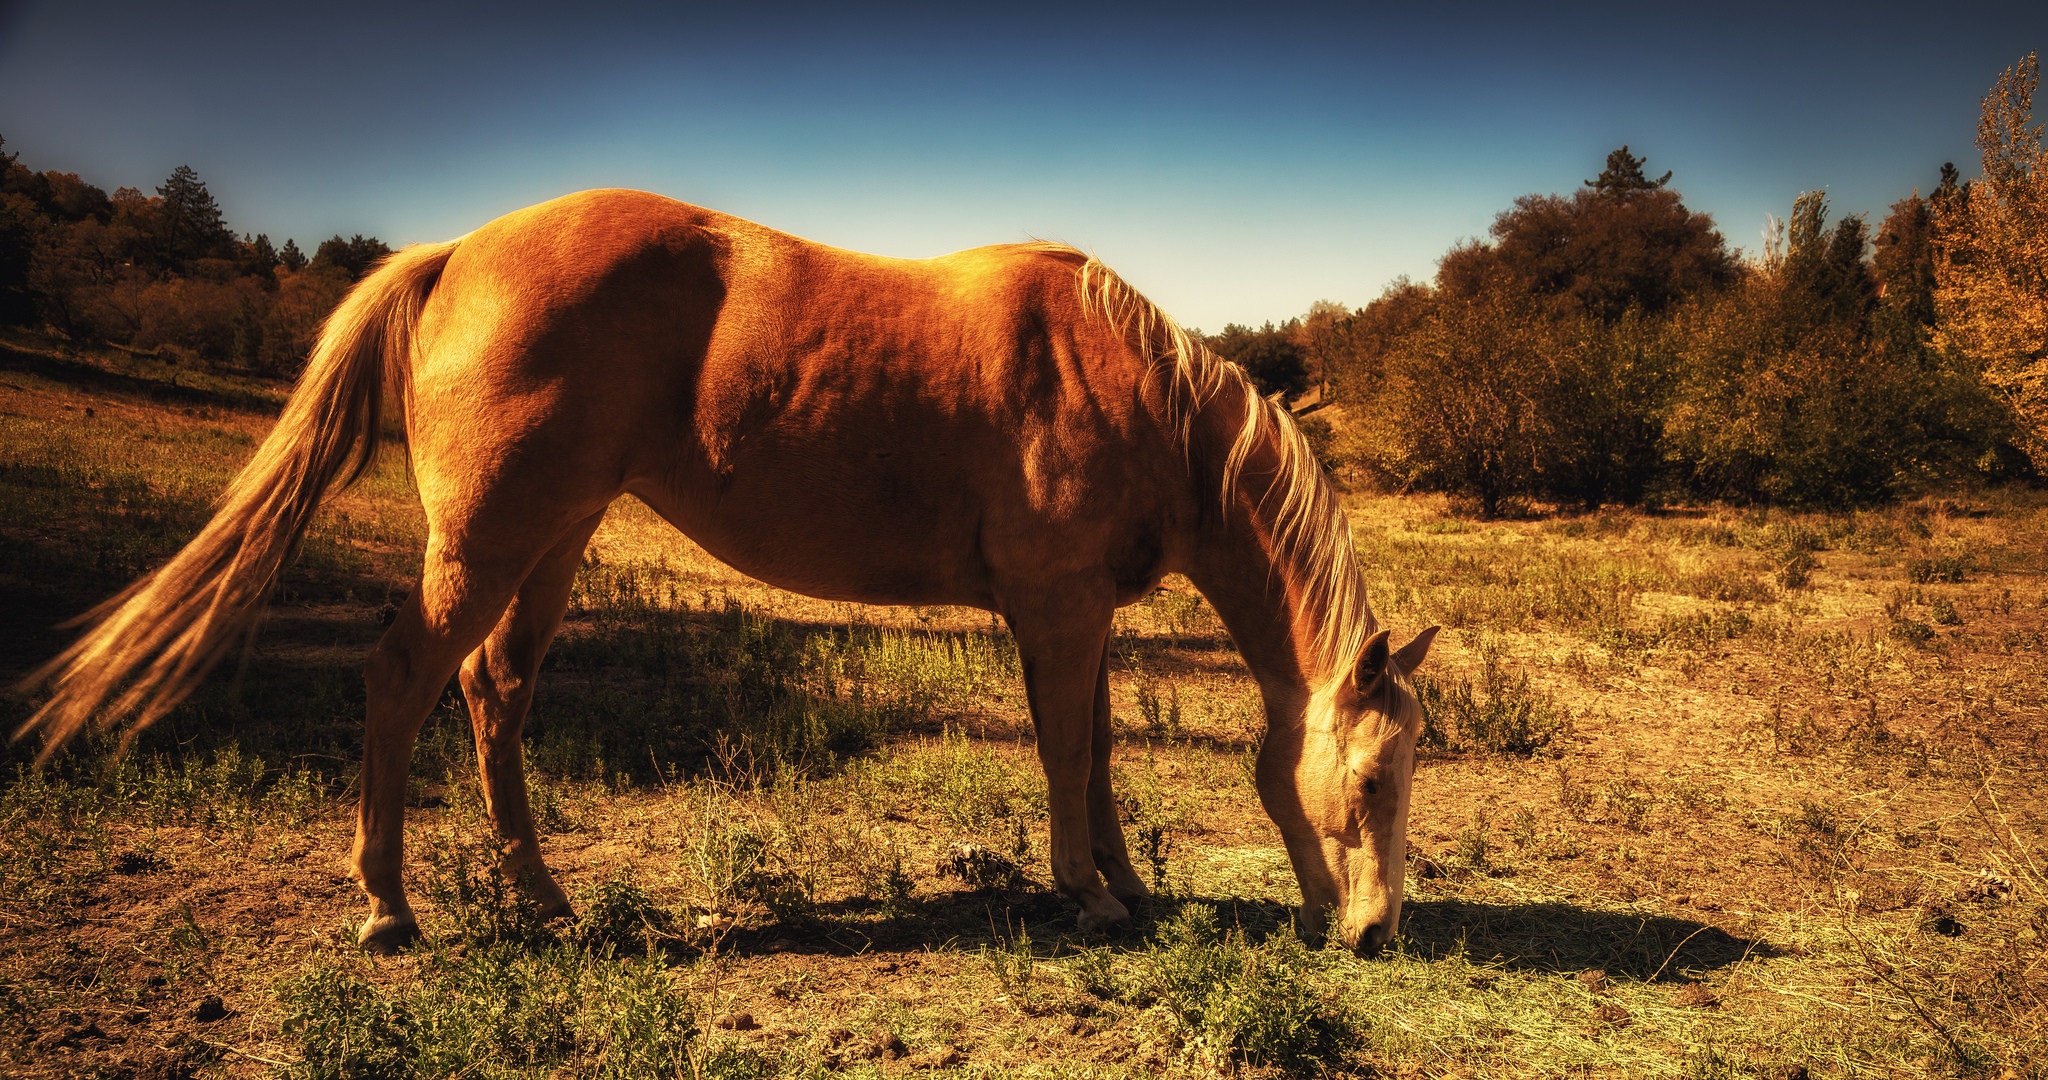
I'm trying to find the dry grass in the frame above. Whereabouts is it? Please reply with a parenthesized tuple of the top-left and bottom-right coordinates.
(1, 331, 2044, 1078)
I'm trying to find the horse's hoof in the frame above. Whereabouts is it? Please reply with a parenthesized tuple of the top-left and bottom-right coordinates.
(1076, 895, 1133, 934)
(357, 913, 420, 955)
(1109, 890, 1149, 918)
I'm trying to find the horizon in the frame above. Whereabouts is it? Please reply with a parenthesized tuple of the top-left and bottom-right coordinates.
(1, 1, 2042, 331)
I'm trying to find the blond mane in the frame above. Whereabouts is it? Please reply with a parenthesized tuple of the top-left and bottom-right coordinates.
(1070, 256, 1376, 687)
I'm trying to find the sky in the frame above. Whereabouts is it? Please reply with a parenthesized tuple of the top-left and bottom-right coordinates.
(0, 1, 2043, 331)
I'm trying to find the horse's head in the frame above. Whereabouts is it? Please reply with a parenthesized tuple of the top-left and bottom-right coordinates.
(1258, 625, 1437, 954)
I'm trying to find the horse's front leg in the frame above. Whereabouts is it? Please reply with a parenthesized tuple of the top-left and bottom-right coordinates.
(1086, 637, 1149, 907)
(1006, 581, 1131, 933)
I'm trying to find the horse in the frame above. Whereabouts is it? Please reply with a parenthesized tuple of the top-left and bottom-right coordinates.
(18, 189, 1437, 954)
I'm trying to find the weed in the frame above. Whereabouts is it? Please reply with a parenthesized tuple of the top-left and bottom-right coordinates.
(1416, 639, 1572, 756)
(1889, 616, 1937, 646)
(418, 828, 554, 947)
(277, 945, 696, 1080)
(1930, 596, 1963, 626)
(1118, 904, 1357, 1073)
(1605, 777, 1655, 832)
(1906, 550, 1972, 584)
(574, 874, 675, 954)
(1453, 815, 1492, 873)
(1118, 752, 1188, 893)
(983, 920, 1038, 1011)
(1133, 667, 1184, 740)
(891, 727, 1043, 835)
(1556, 763, 1595, 820)
(1776, 549, 1817, 589)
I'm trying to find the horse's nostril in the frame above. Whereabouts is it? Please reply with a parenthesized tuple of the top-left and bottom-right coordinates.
(1351, 921, 1393, 957)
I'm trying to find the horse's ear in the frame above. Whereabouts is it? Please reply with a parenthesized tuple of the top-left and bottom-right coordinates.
(1356, 629, 1393, 688)
(1393, 626, 1440, 675)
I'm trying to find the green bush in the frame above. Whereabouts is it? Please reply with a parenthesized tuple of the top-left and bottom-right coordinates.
(1415, 642, 1571, 756)
(277, 945, 696, 1080)
(1118, 904, 1359, 1073)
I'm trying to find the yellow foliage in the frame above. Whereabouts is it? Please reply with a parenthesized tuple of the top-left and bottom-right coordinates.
(1934, 52, 2048, 468)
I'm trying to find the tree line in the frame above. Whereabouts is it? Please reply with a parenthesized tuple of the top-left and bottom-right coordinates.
(1206, 54, 2046, 512)
(3, 55, 2043, 510)
(0, 148, 390, 375)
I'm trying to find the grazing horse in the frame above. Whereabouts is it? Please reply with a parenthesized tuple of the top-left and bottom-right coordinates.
(19, 190, 1436, 953)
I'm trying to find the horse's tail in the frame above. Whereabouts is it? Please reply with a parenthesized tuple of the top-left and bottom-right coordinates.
(14, 239, 460, 761)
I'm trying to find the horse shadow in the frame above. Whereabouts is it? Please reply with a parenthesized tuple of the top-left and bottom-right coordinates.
(672, 886, 1769, 987)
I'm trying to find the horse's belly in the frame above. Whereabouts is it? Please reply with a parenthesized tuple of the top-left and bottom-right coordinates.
(631, 450, 998, 609)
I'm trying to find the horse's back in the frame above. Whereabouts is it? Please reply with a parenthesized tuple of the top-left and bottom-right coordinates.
(410, 190, 1188, 609)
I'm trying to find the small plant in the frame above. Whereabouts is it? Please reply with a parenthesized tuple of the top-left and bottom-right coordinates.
(575, 875, 674, 954)
(419, 830, 554, 946)
(1416, 640, 1572, 756)
(1790, 798, 1857, 871)
(1605, 777, 1655, 832)
(984, 920, 1038, 1011)
(1134, 669, 1184, 740)
(1556, 763, 1595, 820)
(1117, 904, 1357, 1073)
(1889, 616, 1937, 646)
(1930, 596, 1963, 625)
(1118, 755, 1184, 892)
(1776, 549, 1817, 590)
(1906, 551, 1972, 584)
(1508, 807, 1540, 851)
(1454, 816, 1491, 872)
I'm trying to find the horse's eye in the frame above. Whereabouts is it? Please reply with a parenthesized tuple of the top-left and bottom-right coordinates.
(1364, 779, 1380, 796)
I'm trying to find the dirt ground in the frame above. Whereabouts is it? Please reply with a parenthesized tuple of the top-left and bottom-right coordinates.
(1, 337, 2043, 1078)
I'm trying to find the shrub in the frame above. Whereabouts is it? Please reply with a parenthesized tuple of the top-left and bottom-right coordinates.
(1119, 904, 1358, 1073)
(1415, 641, 1571, 755)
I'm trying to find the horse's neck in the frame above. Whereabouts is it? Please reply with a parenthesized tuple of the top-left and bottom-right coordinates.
(1181, 460, 1368, 722)
(1185, 528, 1319, 713)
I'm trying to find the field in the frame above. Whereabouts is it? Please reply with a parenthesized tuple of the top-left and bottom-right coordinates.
(1, 330, 2044, 1079)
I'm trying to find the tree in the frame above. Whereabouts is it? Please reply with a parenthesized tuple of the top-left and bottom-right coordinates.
(156, 164, 234, 268)
(1873, 189, 1936, 328)
(1206, 321, 1309, 399)
(1782, 190, 1874, 328)
(1586, 145, 1671, 197)
(1485, 148, 1736, 321)
(1933, 52, 2048, 470)
(311, 234, 392, 281)
(1358, 271, 1586, 516)
(278, 237, 307, 272)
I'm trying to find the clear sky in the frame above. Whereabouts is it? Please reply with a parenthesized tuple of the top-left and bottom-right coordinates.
(0, 1, 2041, 331)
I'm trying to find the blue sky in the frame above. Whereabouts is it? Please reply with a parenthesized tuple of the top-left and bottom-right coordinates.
(1, 1, 2041, 330)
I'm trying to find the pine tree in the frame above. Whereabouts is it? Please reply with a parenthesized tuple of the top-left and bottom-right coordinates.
(156, 164, 233, 268)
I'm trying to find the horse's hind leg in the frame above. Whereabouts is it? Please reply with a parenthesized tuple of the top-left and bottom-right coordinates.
(457, 510, 606, 921)
(351, 508, 605, 954)
(1086, 638, 1149, 907)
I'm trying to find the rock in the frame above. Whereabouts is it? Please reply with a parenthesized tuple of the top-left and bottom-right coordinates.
(1673, 983, 1720, 1009)
(870, 1030, 908, 1061)
(193, 996, 228, 1024)
(713, 1012, 759, 1031)
(936, 1047, 965, 1067)
(1959, 870, 2015, 904)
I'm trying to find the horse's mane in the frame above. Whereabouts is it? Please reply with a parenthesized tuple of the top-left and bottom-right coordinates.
(1066, 252, 1376, 687)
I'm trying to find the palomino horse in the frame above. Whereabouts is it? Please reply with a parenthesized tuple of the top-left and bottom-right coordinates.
(20, 190, 1436, 953)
